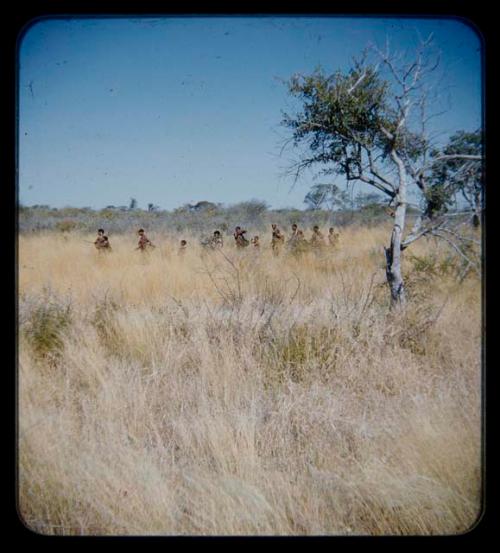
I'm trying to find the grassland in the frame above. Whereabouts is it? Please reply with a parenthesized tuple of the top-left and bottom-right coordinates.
(18, 224, 482, 535)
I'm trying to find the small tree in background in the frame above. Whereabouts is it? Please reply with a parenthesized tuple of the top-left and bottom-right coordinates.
(354, 191, 384, 210)
(231, 199, 269, 226)
(304, 183, 350, 212)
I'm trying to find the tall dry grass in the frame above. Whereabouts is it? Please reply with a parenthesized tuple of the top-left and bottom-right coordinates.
(18, 226, 482, 535)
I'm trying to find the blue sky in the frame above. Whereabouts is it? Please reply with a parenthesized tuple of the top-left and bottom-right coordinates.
(18, 16, 482, 210)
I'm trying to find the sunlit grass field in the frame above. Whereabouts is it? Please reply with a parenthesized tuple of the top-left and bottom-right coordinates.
(18, 225, 482, 535)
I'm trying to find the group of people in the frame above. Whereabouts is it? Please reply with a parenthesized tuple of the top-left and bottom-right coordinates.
(94, 224, 340, 256)
(93, 228, 155, 252)
(227, 223, 340, 256)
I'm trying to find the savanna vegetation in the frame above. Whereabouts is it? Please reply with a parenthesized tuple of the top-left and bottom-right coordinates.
(18, 31, 483, 537)
(18, 215, 481, 535)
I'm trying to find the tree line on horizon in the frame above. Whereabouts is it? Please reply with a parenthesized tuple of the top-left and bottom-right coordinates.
(19, 191, 412, 235)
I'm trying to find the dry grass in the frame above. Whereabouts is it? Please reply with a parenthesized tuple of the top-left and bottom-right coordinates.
(18, 225, 482, 535)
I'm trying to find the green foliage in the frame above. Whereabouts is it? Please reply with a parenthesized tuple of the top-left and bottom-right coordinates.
(266, 326, 334, 384)
(23, 300, 72, 359)
(408, 253, 439, 277)
(284, 61, 393, 173)
(444, 130, 483, 158)
(304, 183, 350, 211)
(423, 184, 451, 219)
(354, 192, 384, 210)
(406, 251, 470, 287)
(304, 185, 327, 210)
(282, 53, 482, 229)
(427, 129, 483, 219)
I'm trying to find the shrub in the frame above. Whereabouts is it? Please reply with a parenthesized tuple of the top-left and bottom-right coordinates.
(22, 299, 72, 359)
(55, 219, 78, 233)
(263, 325, 334, 384)
(408, 253, 439, 277)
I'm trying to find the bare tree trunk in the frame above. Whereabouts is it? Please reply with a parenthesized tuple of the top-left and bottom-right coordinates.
(472, 190, 481, 227)
(384, 227, 405, 307)
(385, 150, 408, 308)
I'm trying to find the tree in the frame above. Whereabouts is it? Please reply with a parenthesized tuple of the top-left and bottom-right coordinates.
(186, 201, 219, 216)
(304, 185, 327, 210)
(233, 199, 268, 217)
(282, 37, 483, 307)
(304, 183, 350, 211)
(231, 199, 269, 226)
(427, 130, 483, 226)
(354, 191, 384, 210)
(129, 197, 138, 210)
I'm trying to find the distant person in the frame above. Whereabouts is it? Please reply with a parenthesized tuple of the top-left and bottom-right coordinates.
(296, 230, 309, 251)
(94, 228, 111, 252)
(234, 226, 249, 248)
(287, 223, 299, 252)
(291, 229, 309, 255)
(310, 225, 326, 248)
(251, 235, 260, 248)
(328, 227, 340, 248)
(178, 239, 187, 256)
(209, 230, 224, 249)
(271, 224, 285, 256)
(136, 228, 155, 251)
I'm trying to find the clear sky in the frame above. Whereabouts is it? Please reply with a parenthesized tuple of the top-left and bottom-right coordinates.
(18, 16, 482, 211)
